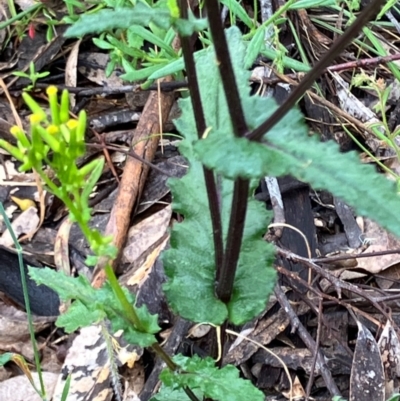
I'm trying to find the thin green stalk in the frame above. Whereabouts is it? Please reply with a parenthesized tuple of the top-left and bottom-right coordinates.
(6, 0, 17, 18)
(362, 27, 400, 82)
(243, 0, 297, 40)
(286, 18, 324, 97)
(0, 3, 42, 29)
(150, 343, 200, 401)
(103, 264, 145, 331)
(0, 203, 46, 400)
(310, 18, 377, 54)
(321, 3, 400, 81)
(287, 18, 309, 68)
(252, 0, 257, 30)
(151, 343, 177, 371)
(342, 125, 398, 179)
(33, 155, 144, 332)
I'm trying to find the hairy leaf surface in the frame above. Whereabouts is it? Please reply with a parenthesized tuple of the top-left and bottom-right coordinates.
(29, 267, 159, 347)
(65, 4, 207, 38)
(159, 355, 264, 401)
(65, 5, 170, 36)
(163, 27, 276, 325)
(194, 71, 400, 238)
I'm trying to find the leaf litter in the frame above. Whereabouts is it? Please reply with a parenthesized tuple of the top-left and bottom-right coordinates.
(1, 1, 400, 400)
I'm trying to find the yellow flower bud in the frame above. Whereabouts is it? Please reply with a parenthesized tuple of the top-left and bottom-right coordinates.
(46, 85, 58, 96)
(30, 113, 43, 125)
(66, 119, 78, 130)
(47, 125, 59, 135)
(10, 126, 22, 137)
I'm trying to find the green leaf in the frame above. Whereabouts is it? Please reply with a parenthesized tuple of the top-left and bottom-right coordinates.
(151, 386, 203, 401)
(121, 63, 170, 82)
(191, 34, 400, 239)
(288, 0, 336, 8)
(194, 96, 299, 180)
(220, 0, 254, 28)
(29, 267, 108, 331)
(29, 267, 159, 346)
(106, 35, 143, 58)
(92, 37, 115, 50)
(173, 11, 208, 36)
(29, 266, 94, 302)
(261, 47, 311, 72)
(128, 25, 176, 57)
(81, 157, 105, 205)
(0, 353, 12, 366)
(57, 300, 106, 332)
(159, 355, 264, 401)
(148, 48, 207, 80)
(12, 71, 30, 78)
(164, 27, 276, 325)
(104, 285, 159, 347)
(244, 26, 265, 69)
(127, 27, 145, 49)
(64, 4, 171, 37)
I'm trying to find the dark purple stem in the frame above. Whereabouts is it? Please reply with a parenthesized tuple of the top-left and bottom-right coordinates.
(204, 0, 250, 303)
(178, 0, 224, 273)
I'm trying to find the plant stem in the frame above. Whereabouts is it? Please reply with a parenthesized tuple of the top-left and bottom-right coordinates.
(0, 203, 46, 399)
(246, 0, 387, 142)
(0, 3, 42, 29)
(151, 343, 177, 371)
(151, 343, 201, 401)
(216, 179, 249, 302)
(37, 167, 144, 331)
(178, 0, 224, 272)
(204, 0, 248, 137)
(104, 264, 145, 331)
(204, 0, 250, 303)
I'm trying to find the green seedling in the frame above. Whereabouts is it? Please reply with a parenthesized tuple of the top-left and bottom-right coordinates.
(12, 62, 50, 91)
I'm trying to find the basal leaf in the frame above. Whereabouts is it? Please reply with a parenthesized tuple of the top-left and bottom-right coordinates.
(56, 300, 105, 332)
(164, 27, 276, 325)
(29, 267, 159, 346)
(29, 266, 95, 302)
(159, 355, 264, 401)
